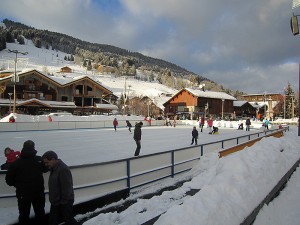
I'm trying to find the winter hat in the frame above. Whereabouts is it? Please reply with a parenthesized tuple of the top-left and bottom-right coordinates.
(22, 140, 36, 152)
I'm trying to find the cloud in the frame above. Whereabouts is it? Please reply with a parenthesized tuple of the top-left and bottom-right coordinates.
(0, 0, 299, 93)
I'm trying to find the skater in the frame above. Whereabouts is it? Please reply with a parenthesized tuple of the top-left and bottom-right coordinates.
(1, 147, 20, 170)
(42, 151, 80, 225)
(113, 118, 118, 131)
(237, 123, 244, 130)
(209, 126, 219, 134)
(5, 140, 48, 225)
(134, 122, 143, 156)
(264, 118, 269, 130)
(166, 117, 171, 126)
(190, 126, 199, 145)
(245, 117, 251, 131)
(199, 116, 205, 132)
(126, 120, 132, 132)
(207, 117, 213, 133)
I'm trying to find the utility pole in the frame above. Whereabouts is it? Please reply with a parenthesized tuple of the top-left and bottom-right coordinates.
(7, 49, 28, 113)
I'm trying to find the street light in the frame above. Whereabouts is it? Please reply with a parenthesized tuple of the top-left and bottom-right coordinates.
(221, 99, 225, 120)
(8, 93, 12, 114)
(7, 49, 28, 113)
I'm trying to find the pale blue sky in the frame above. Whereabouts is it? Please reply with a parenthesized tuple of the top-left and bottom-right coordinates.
(0, 0, 300, 94)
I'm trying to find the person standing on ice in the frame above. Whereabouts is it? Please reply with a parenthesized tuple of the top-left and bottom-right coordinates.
(245, 117, 251, 131)
(113, 118, 118, 131)
(264, 118, 269, 130)
(199, 116, 205, 132)
(134, 122, 143, 156)
(190, 126, 199, 145)
(126, 120, 132, 132)
(207, 117, 213, 133)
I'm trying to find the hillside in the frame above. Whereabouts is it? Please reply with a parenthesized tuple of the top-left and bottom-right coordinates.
(0, 19, 245, 99)
(0, 20, 207, 82)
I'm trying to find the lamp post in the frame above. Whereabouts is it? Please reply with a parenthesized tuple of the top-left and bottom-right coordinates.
(221, 99, 225, 120)
(8, 92, 12, 114)
(147, 100, 152, 117)
(7, 49, 28, 113)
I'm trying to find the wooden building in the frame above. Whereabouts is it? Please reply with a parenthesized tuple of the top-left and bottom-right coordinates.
(233, 101, 260, 118)
(163, 88, 236, 119)
(0, 69, 118, 115)
(242, 93, 283, 119)
(59, 66, 72, 73)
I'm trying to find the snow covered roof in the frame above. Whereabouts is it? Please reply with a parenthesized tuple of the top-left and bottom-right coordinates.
(95, 103, 118, 110)
(233, 101, 248, 107)
(17, 98, 76, 108)
(185, 88, 237, 100)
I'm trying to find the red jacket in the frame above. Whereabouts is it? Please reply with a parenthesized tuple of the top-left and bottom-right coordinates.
(113, 119, 118, 126)
(6, 150, 21, 163)
(207, 119, 213, 127)
(200, 117, 205, 125)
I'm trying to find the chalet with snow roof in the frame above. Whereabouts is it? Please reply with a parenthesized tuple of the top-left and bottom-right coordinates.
(163, 88, 236, 119)
(60, 66, 72, 73)
(233, 101, 258, 118)
(242, 93, 283, 119)
(0, 69, 118, 115)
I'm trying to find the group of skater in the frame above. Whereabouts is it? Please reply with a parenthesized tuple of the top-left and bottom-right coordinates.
(190, 116, 219, 145)
(2, 140, 81, 225)
(112, 118, 143, 157)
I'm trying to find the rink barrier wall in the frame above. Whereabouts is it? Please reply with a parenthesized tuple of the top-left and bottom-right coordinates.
(0, 128, 287, 209)
(0, 119, 166, 132)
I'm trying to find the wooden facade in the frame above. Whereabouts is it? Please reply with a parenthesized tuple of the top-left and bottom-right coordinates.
(242, 93, 282, 102)
(0, 69, 118, 115)
(163, 88, 236, 119)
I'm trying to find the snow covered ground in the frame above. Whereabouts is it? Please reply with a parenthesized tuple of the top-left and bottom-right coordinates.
(0, 116, 300, 225)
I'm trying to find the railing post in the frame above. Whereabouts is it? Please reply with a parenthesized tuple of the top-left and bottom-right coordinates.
(236, 137, 239, 145)
(171, 151, 175, 178)
(200, 145, 203, 156)
(248, 135, 251, 141)
(127, 159, 131, 191)
(221, 140, 224, 149)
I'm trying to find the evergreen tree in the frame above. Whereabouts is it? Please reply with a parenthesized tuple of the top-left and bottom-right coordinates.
(284, 82, 295, 119)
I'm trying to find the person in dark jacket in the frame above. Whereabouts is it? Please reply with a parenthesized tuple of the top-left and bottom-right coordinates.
(126, 120, 132, 132)
(134, 122, 143, 156)
(5, 140, 47, 225)
(245, 117, 251, 131)
(42, 150, 80, 225)
(191, 126, 199, 145)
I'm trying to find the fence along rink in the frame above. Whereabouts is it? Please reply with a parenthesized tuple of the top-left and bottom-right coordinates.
(0, 128, 283, 209)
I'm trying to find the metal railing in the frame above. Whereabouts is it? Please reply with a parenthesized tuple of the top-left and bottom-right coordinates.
(0, 127, 288, 208)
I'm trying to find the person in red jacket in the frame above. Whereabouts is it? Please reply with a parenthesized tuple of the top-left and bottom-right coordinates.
(199, 116, 205, 132)
(9, 116, 15, 123)
(1, 147, 20, 170)
(207, 117, 213, 133)
(113, 118, 118, 131)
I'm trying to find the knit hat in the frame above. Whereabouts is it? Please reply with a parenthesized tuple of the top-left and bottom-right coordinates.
(22, 140, 35, 152)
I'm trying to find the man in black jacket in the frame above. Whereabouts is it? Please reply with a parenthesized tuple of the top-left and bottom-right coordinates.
(134, 122, 143, 156)
(5, 140, 47, 225)
(42, 150, 80, 225)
